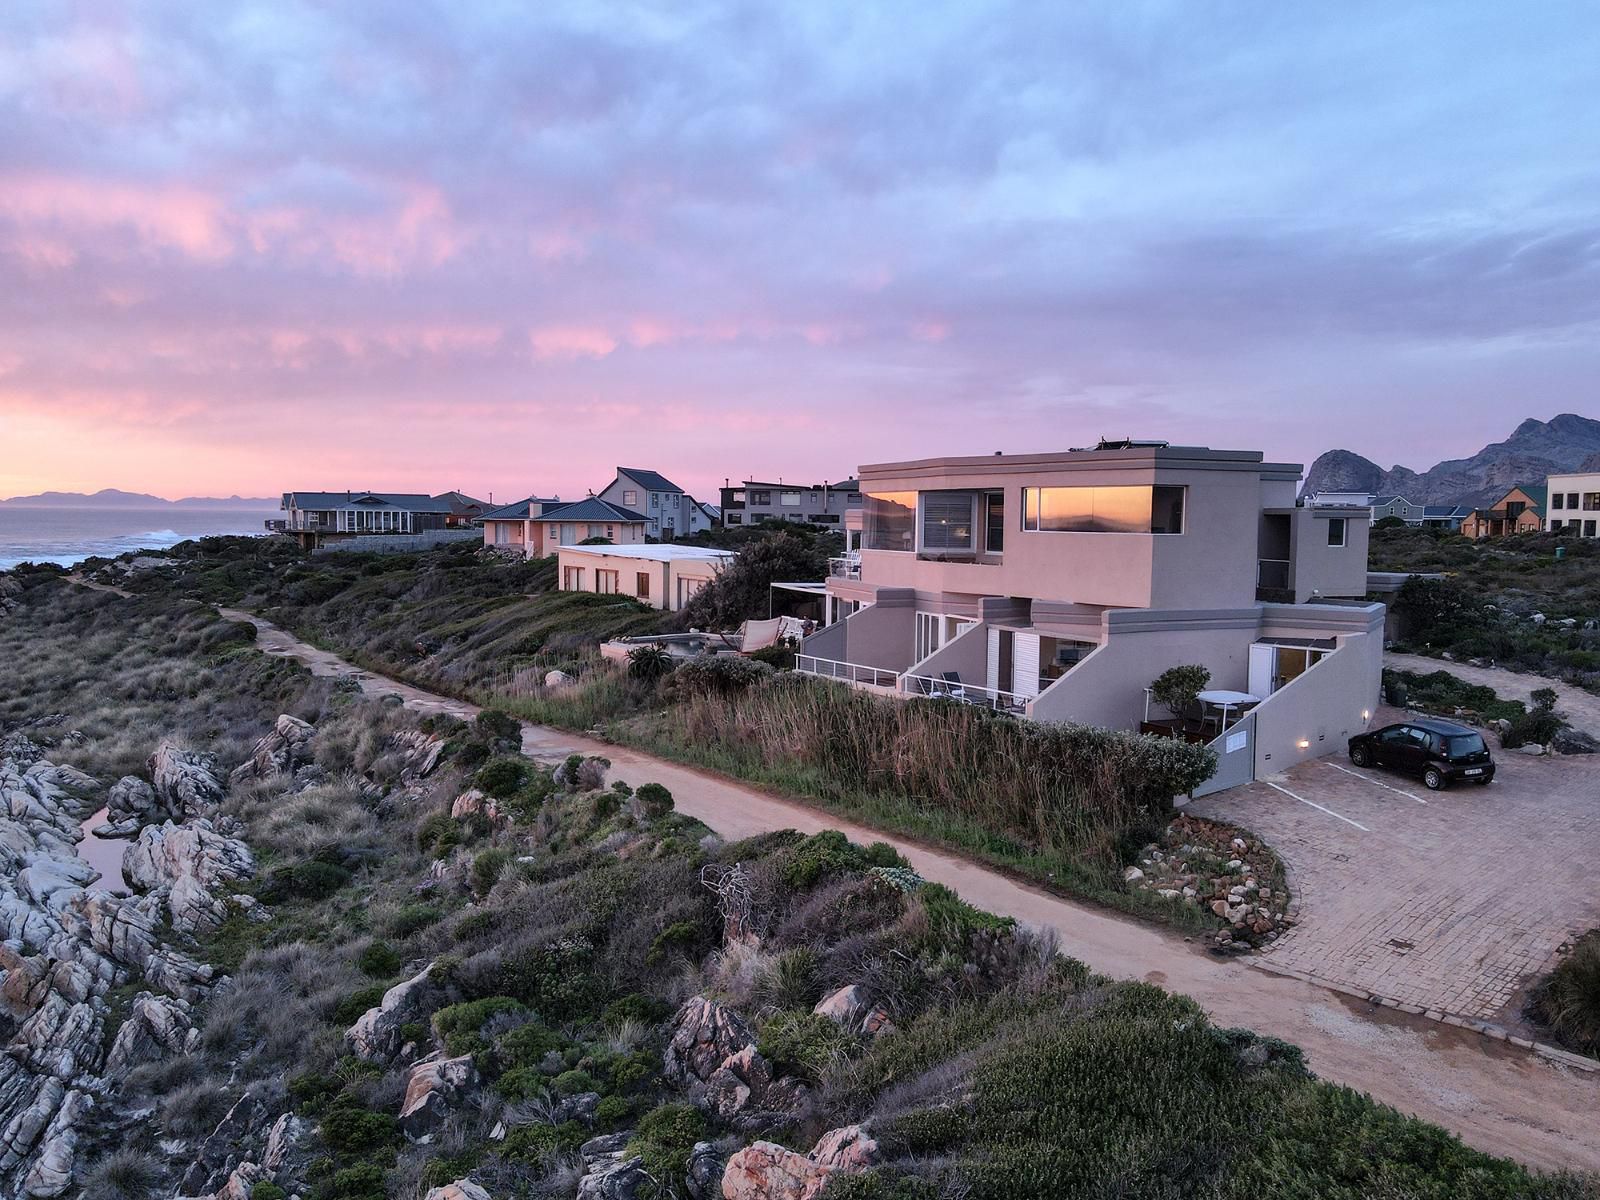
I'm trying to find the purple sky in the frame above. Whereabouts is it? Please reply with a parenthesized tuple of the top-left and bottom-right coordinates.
(2, 2, 1597, 502)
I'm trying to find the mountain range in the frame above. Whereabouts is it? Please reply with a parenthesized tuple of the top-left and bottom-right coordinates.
(0, 488, 276, 509)
(1302, 413, 1600, 507)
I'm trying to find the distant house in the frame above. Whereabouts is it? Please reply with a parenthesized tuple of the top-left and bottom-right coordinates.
(1547, 471, 1600, 537)
(1369, 495, 1423, 523)
(690, 500, 720, 534)
(1461, 485, 1545, 539)
(434, 491, 492, 527)
(555, 543, 734, 611)
(279, 491, 457, 550)
(720, 478, 861, 527)
(1418, 504, 1472, 531)
(598, 468, 705, 540)
(482, 496, 649, 558)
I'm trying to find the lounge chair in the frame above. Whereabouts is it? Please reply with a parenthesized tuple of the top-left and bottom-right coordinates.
(930, 670, 969, 701)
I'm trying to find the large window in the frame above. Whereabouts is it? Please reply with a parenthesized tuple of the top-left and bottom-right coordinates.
(1021, 485, 1186, 534)
(780, 491, 802, 506)
(921, 492, 974, 552)
(1327, 517, 1347, 547)
(1553, 493, 1566, 509)
(863, 491, 916, 551)
(985, 492, 1005, 553)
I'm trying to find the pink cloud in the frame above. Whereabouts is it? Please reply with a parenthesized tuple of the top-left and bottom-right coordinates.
(0, 174, 233, 260)
(529, 325, 618, 360)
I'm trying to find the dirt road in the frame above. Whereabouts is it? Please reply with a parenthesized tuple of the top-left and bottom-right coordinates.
(224, 607, 1600, 1171)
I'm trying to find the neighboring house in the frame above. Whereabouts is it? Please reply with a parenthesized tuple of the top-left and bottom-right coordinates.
(720, 478, 862, 527)
(482, 496, 648, 558)
(799, 441, 1382, 793)
(279, 491, 456, 550)
(1418, 504, 1472, 530)
(1304, 492, 1425, 525)
(690, 500, 720, 534)
(598, 468, 703, 540)
(555, 543, 735, 611)
(1460, 484, 1545, 538)
(1547, 471, 1600, 537)
(434, 491, 492, 527)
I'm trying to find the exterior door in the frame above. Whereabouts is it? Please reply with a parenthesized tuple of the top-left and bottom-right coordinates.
(915, 613, 941, 663)
(1012, 632, 1041, 699)
(1248, 643, 1277, 697)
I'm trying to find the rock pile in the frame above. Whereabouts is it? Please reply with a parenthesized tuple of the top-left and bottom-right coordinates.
(230, 714, 316, 784)
(664, 997, 809, 1127)
(721, 1124, 880, 1200)
(1126, 814, 1291, 950)
(121, 819, 255, 935)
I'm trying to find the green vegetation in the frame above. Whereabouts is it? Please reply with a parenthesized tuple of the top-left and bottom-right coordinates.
(1382, 667, 1569, 748)
(1150, 663, 1211, 720)
(1528, 930, 1600, 1058)
(1371, 526, 1600, 691)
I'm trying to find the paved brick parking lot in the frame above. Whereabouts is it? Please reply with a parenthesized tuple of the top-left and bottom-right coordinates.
(1190, 709, 1600, 1030)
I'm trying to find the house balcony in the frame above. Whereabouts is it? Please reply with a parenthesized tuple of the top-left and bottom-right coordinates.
(828, 554, 861, 580)
(1256, 558, 1293, 604)
(899, 670, 1028, 715)
(793, 653, 898, 691)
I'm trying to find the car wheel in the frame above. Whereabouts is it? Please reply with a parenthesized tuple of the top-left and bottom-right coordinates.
(1423, 767, 1446, 790)
(1475, 778, 1491, 786)
(1349, 745, 1370, 767)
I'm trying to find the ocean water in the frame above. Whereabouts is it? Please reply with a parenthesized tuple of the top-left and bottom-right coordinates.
(0, 506, 277, 570)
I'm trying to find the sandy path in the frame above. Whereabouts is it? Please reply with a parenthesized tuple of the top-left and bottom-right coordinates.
(1386, 651, 1600, 734)
(222, 607, 1600, 1170)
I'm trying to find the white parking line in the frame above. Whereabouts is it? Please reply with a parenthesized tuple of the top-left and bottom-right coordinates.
(1264, 779, 1371, 831)
(1323, 760, 1428, 805)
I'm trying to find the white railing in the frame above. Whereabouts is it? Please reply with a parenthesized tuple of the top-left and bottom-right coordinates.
(828, 555, 861, 579)
(900, 672, 1028, 714)
(795, 654, 898, 688)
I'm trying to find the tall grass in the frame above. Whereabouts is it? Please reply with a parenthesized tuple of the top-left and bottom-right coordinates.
(1530, 931, 1600, 1057)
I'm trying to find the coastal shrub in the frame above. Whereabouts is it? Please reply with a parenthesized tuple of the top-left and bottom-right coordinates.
(502, 1120, 587, 1162)
(749, 643, 796, 671)
(819, 1175, 939, 1200)
(83, 1148, 160, 1200)
(627, 1103, 708, 1187)
(1150, 664, 1210, 719)
(475, 707, 522, 745)
(250, 1183, 288, 1200)
(670, 654, 773, 697)
(1501, 708, 1564, 749)
(332, 985, 386, 1028)
(648, 673, 1215, 867)
(757, 1011, 859, 1083)
(471, 848, 514, 895)
(783, 830, 905, 889)
(552, 1068, 598, 1096)
(159, 1080, 232, 1137)
(753, 947, 821, 1013)
(357, 941, 402, 979)
(318, 1102, 399, 1155)
(1530, 686, 1559, 712)
(634, 782, 674, 819)
(386, 903, 442, 938)
(314, 1161, 386, 1200)
(434, 996, 529, 1055)
(474, 756, 530, 798)
(1528, 930, 1600, 1056)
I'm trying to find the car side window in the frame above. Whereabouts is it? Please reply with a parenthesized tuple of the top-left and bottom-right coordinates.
(1379, 727, 1408, 744)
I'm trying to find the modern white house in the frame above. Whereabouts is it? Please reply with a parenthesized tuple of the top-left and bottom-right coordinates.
(799, 441, 1384, 794)
(555, 543, 735, 611)
(1546, 471, 1600, 536)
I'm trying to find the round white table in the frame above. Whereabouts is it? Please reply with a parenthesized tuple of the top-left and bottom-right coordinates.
(1196, 689, 1261, 731)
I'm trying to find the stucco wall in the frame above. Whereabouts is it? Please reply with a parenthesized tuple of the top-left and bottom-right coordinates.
(1290, 507, 1370, 601)
(822, 592, 917, 672)
(1028, 608, 1261, 729)
(1251, 626, 1383, 775)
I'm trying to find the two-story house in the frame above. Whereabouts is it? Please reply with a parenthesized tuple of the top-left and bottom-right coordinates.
(798, 441, 1384, 794)
(1461, 484, 1545, 538)
(719, 478, 862, 527)
(1547, 471, 1600, 537)
(598, 468, 702, 540)
(481, 496, 649, 557)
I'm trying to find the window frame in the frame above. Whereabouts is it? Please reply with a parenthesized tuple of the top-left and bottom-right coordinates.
(1327, 517, 1347, 547)
(1019, 485, 1186, 535)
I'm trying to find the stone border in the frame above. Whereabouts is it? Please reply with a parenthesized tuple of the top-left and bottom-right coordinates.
(1248, 958, 1600, 1074)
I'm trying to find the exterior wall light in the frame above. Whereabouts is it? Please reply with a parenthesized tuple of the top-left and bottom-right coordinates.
(1361, 709, 1371, 721)
(1296, 738, 1310, 749)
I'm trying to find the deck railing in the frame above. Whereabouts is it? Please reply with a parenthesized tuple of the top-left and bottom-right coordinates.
(794, 654, 897, 688)
(900, 671, 1028, 714)
(827, 555, 861, 579)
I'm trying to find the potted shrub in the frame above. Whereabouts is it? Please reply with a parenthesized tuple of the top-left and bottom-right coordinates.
(1150, 665, 1211, 732)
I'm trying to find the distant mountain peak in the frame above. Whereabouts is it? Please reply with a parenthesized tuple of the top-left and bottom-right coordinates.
(1304, 413, 1600, 506)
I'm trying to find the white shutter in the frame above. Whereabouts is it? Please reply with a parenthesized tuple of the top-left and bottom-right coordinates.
(986, 629, 1001, 694)
(1013, 633, 1041, 698)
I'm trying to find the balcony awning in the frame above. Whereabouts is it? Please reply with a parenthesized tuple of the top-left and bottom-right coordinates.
(769, 581, 827, 596)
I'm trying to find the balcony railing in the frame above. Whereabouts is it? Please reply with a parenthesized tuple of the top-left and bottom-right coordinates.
(795, 654, 898, 688)
(828, 555, 861, 579)
(900, 672, 1028, 715)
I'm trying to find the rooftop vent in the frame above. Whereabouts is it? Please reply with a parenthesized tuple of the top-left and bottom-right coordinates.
(1068, 438, 1172, 452)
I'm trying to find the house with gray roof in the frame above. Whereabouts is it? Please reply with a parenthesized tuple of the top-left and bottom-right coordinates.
(279, 491, 467, 550)
(481, 494, 650, 558)
(598, 468, 706, 539)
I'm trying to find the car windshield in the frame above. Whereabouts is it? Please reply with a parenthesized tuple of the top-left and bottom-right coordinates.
(1445, 733, 1487, 758)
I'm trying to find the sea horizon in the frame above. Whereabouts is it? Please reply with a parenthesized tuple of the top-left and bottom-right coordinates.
(0, 505, 277, 571)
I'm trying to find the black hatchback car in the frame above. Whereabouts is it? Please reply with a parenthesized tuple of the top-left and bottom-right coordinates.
(1347, 718, 1495, 789)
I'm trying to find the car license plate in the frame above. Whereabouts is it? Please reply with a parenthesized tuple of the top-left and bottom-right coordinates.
(1464, 768, 1483, 776)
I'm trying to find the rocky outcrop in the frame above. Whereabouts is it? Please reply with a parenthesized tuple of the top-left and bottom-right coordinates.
(231, 715, 315, 784)
(147, 742, 225, 818)
(101, 775, 158, 836)
(576, 1132, 650, 1200)
(347, 962, 437, 1060)
(391, 730, 446, 782)
(103, 992, 199, 1077)
(17, 1086, 90, 1198)
(399, 1053, 477, 1139)
(424, 1181, 492, 1200)
(450, 789, 509, 826)
(812, 986, 893, 1039)
(664, 997, 807, 1125)
(181, 1091, 268, 1197)
(686, 1141, 723, 1199)
(721, 1126, 879, 1200)
(122, 819, 254, 934)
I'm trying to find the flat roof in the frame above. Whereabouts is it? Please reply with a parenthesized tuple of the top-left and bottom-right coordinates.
(558, 544, 735, 563)
(856, 445, 1302, 481)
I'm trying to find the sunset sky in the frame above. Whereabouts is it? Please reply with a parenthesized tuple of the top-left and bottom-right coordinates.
(2, 2, 1597, 503)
